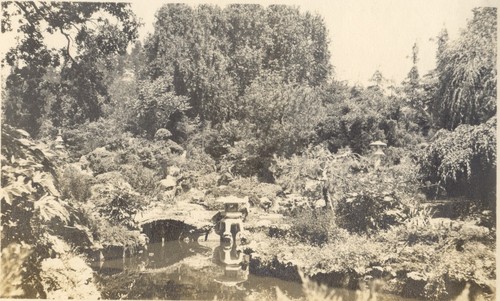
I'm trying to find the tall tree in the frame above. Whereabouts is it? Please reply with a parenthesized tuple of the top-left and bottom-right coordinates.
(431, 7, 497, 130)
(2, 1, 139, 136)
(143, 4, 332, 126)
(401, 42, 432, 135)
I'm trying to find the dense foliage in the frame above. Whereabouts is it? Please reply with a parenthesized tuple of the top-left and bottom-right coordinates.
(1, 126, 98, 297)
(1, 3, 496, 300)
(415, 116, 496, 206)
(431, 8, 497, 130)
(144, 4, 331, 125)
(1, 1, 140, 136)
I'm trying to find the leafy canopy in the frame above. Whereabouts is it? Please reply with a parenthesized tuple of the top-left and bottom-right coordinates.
(2, 1, 140, 136)
(432, 8, 497, 130)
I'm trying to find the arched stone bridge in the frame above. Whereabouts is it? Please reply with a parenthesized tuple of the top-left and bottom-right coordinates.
(137, 202, 217, 243)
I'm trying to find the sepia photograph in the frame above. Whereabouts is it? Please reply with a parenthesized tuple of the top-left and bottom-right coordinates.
(0, 0, 497, 300)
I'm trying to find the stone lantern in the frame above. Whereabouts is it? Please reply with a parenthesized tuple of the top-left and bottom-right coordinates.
(213, 196, 249, 286)
(369, 140, 386, 168)
(55, 129, 65, 150)
(215, 197, 247, 247)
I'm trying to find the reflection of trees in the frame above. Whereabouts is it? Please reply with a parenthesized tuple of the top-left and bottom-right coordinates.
(145, 241, 210, 269)
(105, 265, 249, 300)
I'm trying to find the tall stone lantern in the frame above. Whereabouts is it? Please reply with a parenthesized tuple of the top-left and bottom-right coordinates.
(213, 196, 249, 286)
(55, 129, 65, 150)
(369, 140, 387, 168)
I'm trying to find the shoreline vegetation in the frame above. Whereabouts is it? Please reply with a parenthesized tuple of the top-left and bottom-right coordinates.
(1, 3, 496, 300)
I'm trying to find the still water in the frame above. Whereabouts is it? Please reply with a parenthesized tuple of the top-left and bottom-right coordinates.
(91, 233, 420, 300)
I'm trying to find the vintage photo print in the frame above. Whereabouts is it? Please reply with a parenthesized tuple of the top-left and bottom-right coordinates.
(0, 0, 497, 300)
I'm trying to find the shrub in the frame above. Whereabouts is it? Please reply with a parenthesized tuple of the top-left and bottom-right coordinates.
(59, 164, 93, 202)
(87, 215, 146, 248)
(415, 117, 496, 207)
(86, 147, 119, 175)
(178, 142, 217, 190)
(287, 209, 344, 246)
(90, 172, 146, 229)
(1, 125, 95, 298)
(335, 191, 406, 234)
(374, 214, 495, 300)
(118, 164, 159, 195)
(124, 137, 182, 176)
(62, 119, 130, 159)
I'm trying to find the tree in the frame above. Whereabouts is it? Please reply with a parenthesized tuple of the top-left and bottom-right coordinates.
(220, 72, 327, 180)
(431, 8, 497, 130)
(130, 76, 190, 138)
(264, 5, 331, 86)
(2, 1, 139, 136)
(143, 4, 332, 126)
(224, 4, 268, 94)
(401, 42, 432, 136)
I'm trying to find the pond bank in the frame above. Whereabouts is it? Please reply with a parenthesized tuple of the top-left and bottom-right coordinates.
(91, 194, 495, 301)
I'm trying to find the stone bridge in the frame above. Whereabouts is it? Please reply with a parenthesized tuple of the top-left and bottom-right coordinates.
(136, 202, 217, 243)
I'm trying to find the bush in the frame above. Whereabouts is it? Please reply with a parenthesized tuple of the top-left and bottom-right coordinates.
(335, 191, 405, 234)
(287, 209, 344, 246)
(317, 83, 424, 155)
(178, 141, 217, 190)
(118, 164, 159, 195)
(273, 144, 423, 234)
(90, 172, 146, 229)
(59, 164, 93, 202)
(87, 215, 147, 248)
(125, 137, 182, 176)
(62, 119, 130, 159)
(1, 125, 96, 298)
(86, 147, 119, 175)
(376, 219, 495, 300)
(415, 117, 496, 207)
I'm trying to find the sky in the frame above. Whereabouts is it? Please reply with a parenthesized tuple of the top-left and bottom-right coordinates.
(1, 0, 497, 85)
(131, 0, 496, 85)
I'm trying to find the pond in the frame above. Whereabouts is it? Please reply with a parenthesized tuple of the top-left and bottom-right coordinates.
(91, 232, 422, 301)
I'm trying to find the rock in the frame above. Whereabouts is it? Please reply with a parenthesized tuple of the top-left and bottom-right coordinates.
(166, 139, 184, 155)
(313, 198, 326, 208)
(138, 202, 216, 230)
(259, 197, 272, 211)
(168, 166, 181, 176)
(160, 175, 177, 189)
(254, 219, 272, 228)
(407, 271, 427, 281)
(188, 188, 205, 203)
(154, 128, 172, 140)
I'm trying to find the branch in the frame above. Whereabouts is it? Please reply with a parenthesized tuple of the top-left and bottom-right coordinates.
(14, 2, 36, 27)
(34, 2, 78, 66)
(59, 26, 77, 65)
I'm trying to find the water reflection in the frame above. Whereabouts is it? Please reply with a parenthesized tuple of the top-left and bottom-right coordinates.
(212, 198, 250, 287)
(92, 240, 211, 275)
(92, 199, 419, 300)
